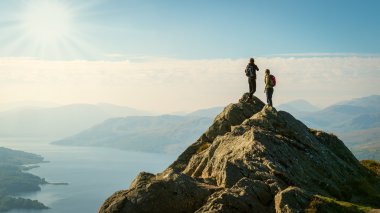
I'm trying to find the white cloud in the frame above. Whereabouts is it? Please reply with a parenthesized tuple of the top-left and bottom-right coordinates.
(0, 56, 379, 113)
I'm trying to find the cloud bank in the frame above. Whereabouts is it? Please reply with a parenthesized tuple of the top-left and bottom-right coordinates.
(0, 56, 379, 112)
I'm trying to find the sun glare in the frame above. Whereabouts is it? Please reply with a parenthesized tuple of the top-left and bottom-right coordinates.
(21, 0, 73, 44)
(2, 0, 99, 59)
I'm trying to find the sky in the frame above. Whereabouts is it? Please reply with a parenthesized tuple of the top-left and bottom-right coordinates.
(0, 0, 379, 113)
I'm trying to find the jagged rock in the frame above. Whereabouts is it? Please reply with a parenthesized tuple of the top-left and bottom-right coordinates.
(169, 94, 265, 172)
(99, 93, 380, 213)
(195, 178, 271, 213)
(274, 186, 312, 213)
(100, 170, 219, 213)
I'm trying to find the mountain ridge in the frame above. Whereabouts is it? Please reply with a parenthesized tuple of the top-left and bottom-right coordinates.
(277, 99, 320, 117)
(99, 93, 380, 213)
(53, 114, 214, 154)
(0, 103, 149, 138)
(51, 95, 380, 161)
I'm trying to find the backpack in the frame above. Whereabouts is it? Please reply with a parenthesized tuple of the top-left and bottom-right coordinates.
(245, 65, 255, 77)
(270, 75, 276, 87)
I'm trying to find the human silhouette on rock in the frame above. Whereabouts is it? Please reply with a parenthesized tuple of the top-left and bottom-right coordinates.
(264, 69, 275, 107)
(245, 58, 259, 99)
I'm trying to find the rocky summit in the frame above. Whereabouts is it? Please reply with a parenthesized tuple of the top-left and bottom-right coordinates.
(99, 93, 380, 213)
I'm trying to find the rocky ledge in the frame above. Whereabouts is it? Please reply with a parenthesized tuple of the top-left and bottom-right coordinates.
(99, 93, 380, 213)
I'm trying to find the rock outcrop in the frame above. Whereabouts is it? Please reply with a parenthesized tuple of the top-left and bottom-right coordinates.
(99, 94, 380, 213)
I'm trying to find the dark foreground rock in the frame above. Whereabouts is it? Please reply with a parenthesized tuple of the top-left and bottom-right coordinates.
(99, 94, 380, 213)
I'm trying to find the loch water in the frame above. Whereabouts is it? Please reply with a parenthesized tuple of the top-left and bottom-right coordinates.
(1, 138, 176, 213)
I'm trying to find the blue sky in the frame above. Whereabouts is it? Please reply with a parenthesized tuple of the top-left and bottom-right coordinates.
(101, 0, 380, 58)
(0, 0, 379, 112)
(0, 0, 379, 59)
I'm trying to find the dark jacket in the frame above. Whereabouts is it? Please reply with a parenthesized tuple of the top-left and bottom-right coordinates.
(245, 63, 259, 78)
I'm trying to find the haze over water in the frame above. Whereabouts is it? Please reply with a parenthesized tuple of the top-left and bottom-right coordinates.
(1, 138, 176, 213)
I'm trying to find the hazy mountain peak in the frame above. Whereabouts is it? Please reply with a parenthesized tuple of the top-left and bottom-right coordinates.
(100, 93, 380, 212)
(0, 101, 59, 112)
(0, 103, 150, 138)
(337, 95, 380, 110)
(278, 99, 320, 113)
(186, 106, 224, 118)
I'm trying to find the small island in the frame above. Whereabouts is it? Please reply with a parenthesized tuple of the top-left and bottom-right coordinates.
(0, 147, 49, 212)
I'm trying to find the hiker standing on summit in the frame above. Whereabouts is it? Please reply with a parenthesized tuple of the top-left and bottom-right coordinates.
(264, 69, 275, 107)
(245, 58, 259, 99)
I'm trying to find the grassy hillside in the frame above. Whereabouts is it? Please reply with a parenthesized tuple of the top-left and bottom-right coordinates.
(306, 160, 380, 212)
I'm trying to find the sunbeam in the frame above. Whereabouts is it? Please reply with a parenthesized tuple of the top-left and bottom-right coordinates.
(0, 0, 103, 59)
(20, 0, 73, 44)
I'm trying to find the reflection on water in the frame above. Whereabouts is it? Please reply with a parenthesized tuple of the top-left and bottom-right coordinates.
(1, 138, 176, 213)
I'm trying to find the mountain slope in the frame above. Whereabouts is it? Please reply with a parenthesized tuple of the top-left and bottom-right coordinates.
(339, 127, 380, 160)
(0, 104, 148, 138)
(99, 94, 380, 213)
(338, 95, 380, 111)
(277, 99, 320, 118)
(297, 95, 380, 160)
(186, 107, 224, 118)
(53, 115, 214, 154)
(0, 147, 48, 212)
(300, 95, 380, 132)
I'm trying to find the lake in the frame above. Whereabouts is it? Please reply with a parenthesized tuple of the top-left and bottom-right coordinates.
(0, 138, 177, 213)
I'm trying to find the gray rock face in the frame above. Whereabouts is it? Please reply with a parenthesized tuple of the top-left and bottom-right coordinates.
(99, 93, 380, 213)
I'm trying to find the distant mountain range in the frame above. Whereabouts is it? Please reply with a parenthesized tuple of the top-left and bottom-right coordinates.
(278, 95, 380, 133)
(4, 96, 377, 160)
(277, 99, 320, 117)
(280, 95, 380, 160)
(53, 96, 380, 160)
(53, 107, 222, 154)
(0, 104, 149, 138)
(339, 127, 380, 160)
(186, 106, 224, 118)
(0, 101, 59, 112)
(300, 95, 380, 132)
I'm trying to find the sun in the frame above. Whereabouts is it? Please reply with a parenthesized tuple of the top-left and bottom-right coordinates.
(20, 0, 73, 44)
(2, 0, 99, 59)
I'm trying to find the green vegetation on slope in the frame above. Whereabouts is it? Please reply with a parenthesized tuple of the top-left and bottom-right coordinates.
(0, 147, 48, 212)
(361, 160, 380, 175)
(0, 147, 44, 165)
(306, 160, 380, 213)
(306, 195, 372, 213)
(0, 197, 48, 212)
(54, 115, 214, 154)
(0, 165, 47, 196)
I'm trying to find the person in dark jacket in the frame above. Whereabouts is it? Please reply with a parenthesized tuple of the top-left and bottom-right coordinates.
(264, 69, 274, 107)
(245, 58, 259, 99)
